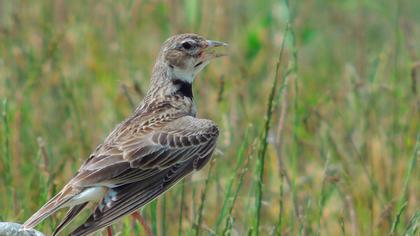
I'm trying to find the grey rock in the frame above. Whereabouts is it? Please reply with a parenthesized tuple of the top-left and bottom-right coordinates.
(0, 223, 44, 236)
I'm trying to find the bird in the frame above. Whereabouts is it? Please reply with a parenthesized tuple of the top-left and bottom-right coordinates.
(22, 33, 227, 236)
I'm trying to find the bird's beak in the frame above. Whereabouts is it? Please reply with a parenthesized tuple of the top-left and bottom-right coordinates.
(206, 40, 228, 48)
(204, 40, 228, 58)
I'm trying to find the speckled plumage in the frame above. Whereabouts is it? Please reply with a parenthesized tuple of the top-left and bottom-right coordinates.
(23, 33, 227, 236)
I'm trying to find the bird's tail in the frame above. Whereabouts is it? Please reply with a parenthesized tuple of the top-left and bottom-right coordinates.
(52, 202, 88, 236)
(23, 186, 76, 230)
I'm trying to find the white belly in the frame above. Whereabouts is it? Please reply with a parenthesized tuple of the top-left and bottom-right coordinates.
(64, 186, 107, 207)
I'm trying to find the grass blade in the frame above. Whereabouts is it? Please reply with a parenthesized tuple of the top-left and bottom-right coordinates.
(215, 128, 250, 232)
(253, 23, 289, 236)
(149, 200, 158, 235)
(222, 161, 249, 235)
(161, 195, 167, 236)
(404, 210, 419, 236)
(390, 134, 419, 235)
(178, 180, 186, 236)
(1, 98, 13, 217)
(193, 160, 215, 236)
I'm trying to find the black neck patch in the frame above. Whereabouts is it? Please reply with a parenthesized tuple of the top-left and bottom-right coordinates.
(172, 79, 193, 99)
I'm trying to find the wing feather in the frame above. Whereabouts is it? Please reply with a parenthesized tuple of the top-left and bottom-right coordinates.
(67, 116, 218, 236)
(71, 117, 218, 187)
(70, 162, 195, 236)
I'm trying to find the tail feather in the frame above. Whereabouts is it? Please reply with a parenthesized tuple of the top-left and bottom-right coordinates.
(23, 186, 75, 229)
(69, 162, 193, 236)
(52, 202, 88, 236)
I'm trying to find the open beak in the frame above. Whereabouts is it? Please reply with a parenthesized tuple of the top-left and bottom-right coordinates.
(204, 40, 228, 58)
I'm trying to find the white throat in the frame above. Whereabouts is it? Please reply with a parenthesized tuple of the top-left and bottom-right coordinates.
(171, 67, 195, 83)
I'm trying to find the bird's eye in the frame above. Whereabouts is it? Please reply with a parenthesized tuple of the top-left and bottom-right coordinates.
(181, 41, 193, 50)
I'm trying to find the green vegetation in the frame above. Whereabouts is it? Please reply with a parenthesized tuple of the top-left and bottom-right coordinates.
(0, 0, 419, 235)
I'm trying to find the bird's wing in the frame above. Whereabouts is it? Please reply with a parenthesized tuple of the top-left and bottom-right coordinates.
(68, 116, 219, 236)
(71, 115, 218, 188)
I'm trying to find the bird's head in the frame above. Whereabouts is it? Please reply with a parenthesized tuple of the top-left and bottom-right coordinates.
(158, 33, 228, 83)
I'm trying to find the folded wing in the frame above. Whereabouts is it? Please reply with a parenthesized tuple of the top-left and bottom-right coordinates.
(68, 116, 219, 236)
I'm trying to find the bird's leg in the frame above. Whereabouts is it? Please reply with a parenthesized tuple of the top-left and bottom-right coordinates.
(106, 226, 113, 236)
(131, 211, 154, 236)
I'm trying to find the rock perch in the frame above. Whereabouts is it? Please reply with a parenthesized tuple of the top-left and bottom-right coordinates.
(0, 222, 44, 236)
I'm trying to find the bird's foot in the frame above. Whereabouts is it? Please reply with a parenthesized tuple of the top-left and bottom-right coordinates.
(131, 211, 154, 236)
(107, 226, 113, 236)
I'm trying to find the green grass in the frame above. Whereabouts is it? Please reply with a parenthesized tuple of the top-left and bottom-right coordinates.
(1, 0, 420, 235)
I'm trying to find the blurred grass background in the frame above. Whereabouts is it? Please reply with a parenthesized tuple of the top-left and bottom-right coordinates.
(0, 0, 419, 235)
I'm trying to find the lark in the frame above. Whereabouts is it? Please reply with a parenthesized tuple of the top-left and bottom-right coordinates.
(22, 33, 227, 236)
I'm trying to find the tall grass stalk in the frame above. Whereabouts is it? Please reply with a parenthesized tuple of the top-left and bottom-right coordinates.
(403, 210, 419, 236)
(390, 134, 419, 234)
(253, 24, 288, 235)
(1, 99, 13, 216)
(193, 160, 215, 236)
(161, 195, 167, 236)
(276, 174, 285, 235)
(59, 77, 89, 155)
(222, 161, 250, 236)
(149, 200, 158, 235)
(214, 128, 250, 232)
(178, 180, 186, 236)
(36, 137, 50, 203)
(272, 22, 291, 235)
(390, 202, 408, 235)
(282, 0, 304, 233)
